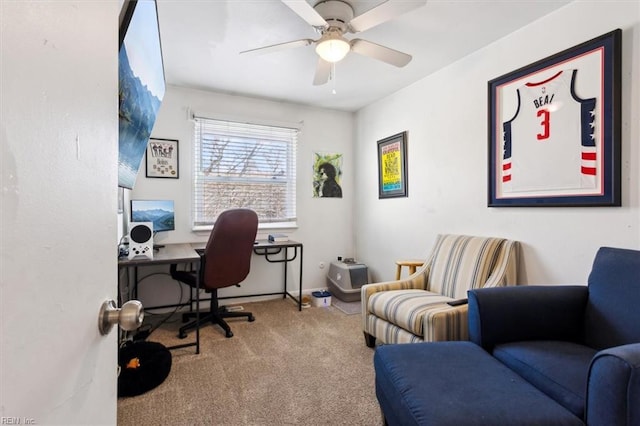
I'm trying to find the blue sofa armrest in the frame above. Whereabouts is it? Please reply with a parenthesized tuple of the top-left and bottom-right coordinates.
(586, 343, 640, 426)
(468, 285, 589, 351)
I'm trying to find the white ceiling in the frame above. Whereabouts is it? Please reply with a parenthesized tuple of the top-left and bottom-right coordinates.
(157, 0, 572, 112)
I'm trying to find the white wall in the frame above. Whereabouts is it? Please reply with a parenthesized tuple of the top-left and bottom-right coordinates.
(130, 86, 354, 305)
(354, 1, 640, 284)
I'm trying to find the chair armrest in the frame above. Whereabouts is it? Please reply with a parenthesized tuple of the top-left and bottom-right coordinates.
(586, 343, 640, 426)
(468, 285, 588, 351)
(361, 268, 431, 321)
(362, 265, 431, 300)
(169, 264, 197, 287)
(422, 304, 470, 341)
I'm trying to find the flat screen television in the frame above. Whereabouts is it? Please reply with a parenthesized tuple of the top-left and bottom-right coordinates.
(118, 0, 166, 189)
(130, 199, 175, 232)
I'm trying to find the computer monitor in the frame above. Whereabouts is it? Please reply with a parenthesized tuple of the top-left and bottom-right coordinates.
(130, 199, 175, 232)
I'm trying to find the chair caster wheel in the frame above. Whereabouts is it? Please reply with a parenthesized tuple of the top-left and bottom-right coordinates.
(248, 314, 255, 322)
(225, 330, 233, 338)
(178, 332, 187, 339)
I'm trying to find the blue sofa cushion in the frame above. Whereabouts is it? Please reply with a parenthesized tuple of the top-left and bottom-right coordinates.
(374, 341, 584, 426)
(493, 340, 597, 419)
(584, 247, 640, 349)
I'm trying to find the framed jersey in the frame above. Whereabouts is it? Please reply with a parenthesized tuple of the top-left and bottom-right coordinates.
(488, 29, 621, 207)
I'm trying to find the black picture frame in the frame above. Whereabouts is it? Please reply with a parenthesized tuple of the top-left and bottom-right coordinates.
(146, 138, 179, 179)
(377, 131, 408, 199)
(488, 29, 621, 207)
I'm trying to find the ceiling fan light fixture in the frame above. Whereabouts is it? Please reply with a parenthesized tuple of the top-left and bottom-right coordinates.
(315, 33, 350, 63)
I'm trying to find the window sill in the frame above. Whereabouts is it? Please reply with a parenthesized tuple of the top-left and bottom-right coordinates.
(192, 222, 298, 233)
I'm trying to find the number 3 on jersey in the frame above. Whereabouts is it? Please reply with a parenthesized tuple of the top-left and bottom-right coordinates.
(536, 109, 550, 140)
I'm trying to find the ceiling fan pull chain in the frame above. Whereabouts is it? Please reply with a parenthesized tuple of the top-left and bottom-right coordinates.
(331, 63, 337, 95)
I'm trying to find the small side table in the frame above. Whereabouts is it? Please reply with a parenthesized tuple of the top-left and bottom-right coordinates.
(395, 260, 424, 280)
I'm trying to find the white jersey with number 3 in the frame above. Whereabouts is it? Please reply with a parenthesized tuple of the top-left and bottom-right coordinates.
(502, 69, 597, 193)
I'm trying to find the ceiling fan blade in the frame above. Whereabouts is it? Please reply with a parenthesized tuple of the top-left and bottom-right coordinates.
(348, 0, 427, 33)
(313, 58, 331, 86)
(350, 39, 412, 67)
(240, 39, 314, 56)
(281, 1, 328, 28)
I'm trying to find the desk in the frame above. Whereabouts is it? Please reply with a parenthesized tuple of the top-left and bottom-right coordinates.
(253, 240, 304, 311)
(192, 239, 304, 311)
(119, 240, 304, 354)
(118, 243, 201, 354)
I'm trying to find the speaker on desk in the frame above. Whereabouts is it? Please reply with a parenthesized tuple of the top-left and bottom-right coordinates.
(128, 222, 153, 260)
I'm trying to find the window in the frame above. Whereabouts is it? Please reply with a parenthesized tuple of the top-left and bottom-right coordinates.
(193, 116, 298, 229)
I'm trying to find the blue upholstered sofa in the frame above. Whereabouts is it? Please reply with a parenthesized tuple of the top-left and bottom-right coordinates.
(374, 247, 640, 425)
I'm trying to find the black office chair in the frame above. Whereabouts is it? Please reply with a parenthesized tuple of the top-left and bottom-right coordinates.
(170, 208, 258, 338)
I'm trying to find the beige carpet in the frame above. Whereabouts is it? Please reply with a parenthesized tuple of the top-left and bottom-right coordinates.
(117, 298, 382, 425)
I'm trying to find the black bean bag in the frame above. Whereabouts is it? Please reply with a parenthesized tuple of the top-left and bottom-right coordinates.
(118, 341, 172, 397)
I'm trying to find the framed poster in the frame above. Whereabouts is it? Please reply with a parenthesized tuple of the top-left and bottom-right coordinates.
(377, 132, 408, 199)
(146, 138, 179, 178)
(312, 152, 343, 198)
(488, 29, 621, 207)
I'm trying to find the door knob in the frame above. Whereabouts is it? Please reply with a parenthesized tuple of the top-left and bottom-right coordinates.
(98, 299, 144, 336)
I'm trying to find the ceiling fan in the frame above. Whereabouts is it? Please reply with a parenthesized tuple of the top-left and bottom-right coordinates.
(240, 0, 427, 86)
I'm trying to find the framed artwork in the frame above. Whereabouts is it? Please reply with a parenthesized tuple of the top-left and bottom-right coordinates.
(146, 138, 179, 178)
(312, 152, 343, 198)
(377, 131, 408, 199)
(118, 0, 165, 189)
(488, 29, 621, 207)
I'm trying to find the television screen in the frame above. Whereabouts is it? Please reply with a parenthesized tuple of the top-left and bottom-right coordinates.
(130, 199, 175, 232)
(118, 0, 165, 189)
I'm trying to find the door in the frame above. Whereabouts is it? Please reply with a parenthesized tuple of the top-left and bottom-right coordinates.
(1, 2, 119, 424)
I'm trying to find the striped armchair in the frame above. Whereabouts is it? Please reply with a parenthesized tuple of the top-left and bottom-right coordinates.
(362, 234, 519, 347)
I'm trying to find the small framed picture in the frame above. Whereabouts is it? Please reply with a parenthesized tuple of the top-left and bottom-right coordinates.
(146, 138, 179, 179)
(377, 132, 408, 199)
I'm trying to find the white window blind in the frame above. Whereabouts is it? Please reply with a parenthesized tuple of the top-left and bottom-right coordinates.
(193, 116, 298, 228)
